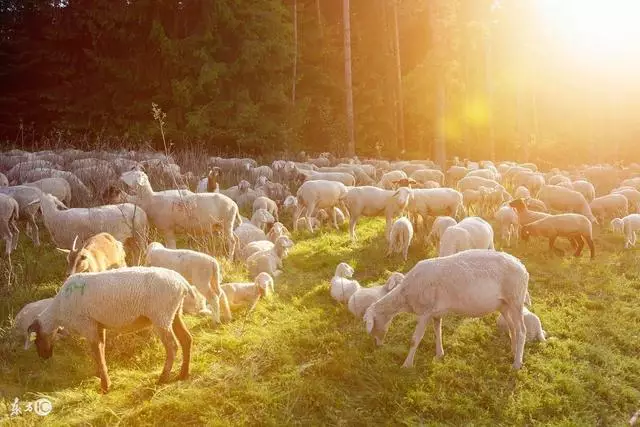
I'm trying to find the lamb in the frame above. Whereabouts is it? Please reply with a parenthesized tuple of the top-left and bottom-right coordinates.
(525, 198, 548, 212)
(221, 272, 275, 312)
(120, 170, 241, 257)
(266, 222, 290, 243)
(494, 205, 519, 247)
(610, 214, 640, 248)
(57, 232, 127, 276)
(293, 180, 349, 233)
(247, 165, 274, 183)
(234, 208, 276, 249)
(344, 186, 411, 240)
(347, 272, 405, 317)
(386, 217, 414, 261)
(28, 267, 193, 393)
(14, 298, 61, 350)
(38, 194, 148, 258)
(446, 165, 469, 185)
(0, 193, 19, 258)
(426, 216, 457, 247)
(253, 196, 279, 221)
(364, 249, 529, 369)
(245, 236, 295, 278)
(24, 177, 72, 206)
(537, 184, 597, 223)
(497, 307, 546, 342)
(145, 242, 231, 325)
(439, 216, 495, 257)
(521, 213, 595, 259)
(589, 194, 628, 223)
(0, 172, 8, 187)
(330, 262, 361, 303)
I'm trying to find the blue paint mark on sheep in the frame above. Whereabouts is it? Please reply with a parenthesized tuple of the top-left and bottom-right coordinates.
(63, 280, 86, 297)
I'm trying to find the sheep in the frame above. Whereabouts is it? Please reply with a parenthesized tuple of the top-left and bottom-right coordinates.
(120, 170, 241, 257)
(24, 177, 72, 206)
(14, 298, 62, 350)
(466, 168, 498, 181)
(439, 216, 495, 257)
(480, 186, 512, 215)
(38, 194, 148, 259)
(347, 272, 405, 317)
(266, 222, 290, 243)
(363, 249, 529, 369)
(247, 165, 274, 183)
(386, 217, 413, 261)
(548, 174, 572, 186)
(410, 169, 444, 186)
(302, 171, 356, 186)
(195, 167, 221, 193)
(344, 186, 411, 240)
(537, 184, 597, 223)
(378, 170, 408, 190)
(221, 272, 275, 312)
(572, 180, 596, 202)
(497, 307, 546, 342)
(293, 180, 349, 233)
(56, 232, 127, 276)
(19, 168, 93, 206)
(521, 213, 595, 259)
(246, 236, 295, 278)
(330, 262, 361, 303)
(610, 214, 640, 248)
(28, 267, 193, 393)
(611, 188, 640, 213)
(0, 193, 19, 258)
(145, 242, 231, 325)
(446, 165, 469, 185)
(253, 196, 279, 221)
(512, 172, 545, 194)
(494, 205, 519, 247)
(590, 194, 629, 223)
(6, 160, 60, 182)
(408, 188, 464, 224)
(525, 198, 548, 212)
(0, 172, 8, 187)
(514, 186, 531, 200)
(234, 208, 276, 249)
(426, 216, 457, 247)
(457, 175, 503, 192)
(238, 240, 274, 262)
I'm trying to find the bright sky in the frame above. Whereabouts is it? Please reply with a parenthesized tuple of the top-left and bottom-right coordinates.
(538, 0, 640, 73)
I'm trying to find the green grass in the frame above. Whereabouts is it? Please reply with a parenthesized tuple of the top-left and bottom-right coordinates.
(1, 218, 639, 426)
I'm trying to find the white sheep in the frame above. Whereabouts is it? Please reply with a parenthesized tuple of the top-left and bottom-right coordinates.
(293, 180, 349, 232)
(611, 188, 640, 213)
(145, 242, 231, 325)
(494, 205, 519, 247)
(513, 186, 531, 200)
(0, 193, 19, 258)
(610, 214, 640, 248)
(57, 232, 127, 275)
(377, 170, 408, 189)
(14, 298, 60, 350)
(344, 186, 411, 240)
(363, 249, 529, 369)
(120, 170, 241, 257)
(302, 171, 355, 186)
(246, 235, 295, 278)
(496, 307, 546, 342)
(426, 216, 457, 247)
(439, 216, 495, 257)
(386, 217, 413, 261)
(330, 262, 361, 303)
(410, 169, 444, 186)
(590, 194, 628, 223)
(408, 188, 465, 224)
(234, 208, 275, 249)
(347, 272, 404, 317)
(221, 272, 275, 312)
(537, 184, 597, 223)
(0, 172, 8, 187)
(266, 222, 290, 243)
(0, 185, 43, 246)
(253, 196, 279, 221)
(521, 213, 595, 259)
(24, 177, 72, 206)
(571, 180, 595, 203)
(28, 267, 194, 393)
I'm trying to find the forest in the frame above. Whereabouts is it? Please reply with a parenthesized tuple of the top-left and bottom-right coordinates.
(1, 0, 639, 165)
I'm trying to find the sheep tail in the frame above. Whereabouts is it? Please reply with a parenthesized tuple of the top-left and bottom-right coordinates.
(235, 209, 242, 228)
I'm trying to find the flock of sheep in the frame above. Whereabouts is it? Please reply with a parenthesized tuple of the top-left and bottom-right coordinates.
(3, 148, 639, 394)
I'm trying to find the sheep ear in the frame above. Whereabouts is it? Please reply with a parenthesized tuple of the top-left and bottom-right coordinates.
(364, 310, 375, 334)
(27, 320, 40, 334)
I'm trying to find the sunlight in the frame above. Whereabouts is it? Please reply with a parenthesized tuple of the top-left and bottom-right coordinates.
(538, 0, 640, 65)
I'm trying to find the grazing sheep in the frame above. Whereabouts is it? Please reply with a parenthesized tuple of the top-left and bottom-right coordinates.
(521, 213, 595, 259)
(611, 188, 640, 213)
(386, 217, 414, 261)
(537, 185, 597, 223)
(28, 267, 194, 393)
(425, 216, 457, 247)
(514, 186, 531, 200)
(610, 214, 640, 248)
(0, 193, 19, 258)
(330, 262, 361, 303)
(439, 216, 495, 257)
(377, 170, 408, 189)
(497, 307, 546, 342)
(494, 205, 519, 247)
(14, 298, 61, 350)
(409, 188, 465, 226)
(302, 171, 356, 186)
(364, 249, 529, 369)
(410, 169, 445, 186)
(246, 236, 294, 278)
(253, 196, 279, 221)
(457, 175, 503, 193)
(0, 185, 43, 246)
(234, 208, 276, 248)
(572, 180, 596, 202)
(57, 233, 127, 276)
(344, 186, 411, 240)
(19, 168, 93, 206)
(0, 172, 8, 187)
(590, 194, 629, 223)
(347, 272, 404, 317)
(120, 170, 241, 257)
(446, 165, 469, 185)
(24, 177, 72, 206)
(221, 272, 275, 312)
(266, 222, 290, 243)
(525, 198, 548, 212)
(238, 240, 274, 262)
(293, 180, 349, 233)
(145, 242, 231, 325)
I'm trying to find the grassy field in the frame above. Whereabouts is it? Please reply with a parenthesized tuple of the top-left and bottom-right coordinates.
(1, 217, 639, 426)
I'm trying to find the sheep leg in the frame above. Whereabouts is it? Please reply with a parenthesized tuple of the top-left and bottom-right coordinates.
(402, 314, 430, 368)
(156, 326, 178, 383)
(573, 235, 585, 257)
(164, 230, 177, 249)
(27, 216, 40, 246)
(9, 220, 19, 251)
(293, 204, 304, 232)
(507, 305, 526, 369)
(218, 289, 232, 322)
(433, 317, 444, 358)
(402, 242, 409, 261)
(208, 294, 222, 325)
(331, 206, 339, 230)
(305, 202, 317, 233)
(172, 313, 192, 380)
(548, 236, 563, 256)
(585, 235, 595, 260)
(90, 327, 110, 393)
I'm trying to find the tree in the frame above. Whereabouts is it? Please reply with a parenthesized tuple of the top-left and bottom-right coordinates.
(343, 0, 355, 157)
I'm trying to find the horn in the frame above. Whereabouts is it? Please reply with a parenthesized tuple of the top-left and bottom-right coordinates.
(71, 235, 79, 251)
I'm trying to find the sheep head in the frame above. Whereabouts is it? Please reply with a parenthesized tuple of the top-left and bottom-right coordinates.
(363, 305, 391, 346)
(384, 272, 405, 292)
(120, 170, 151, 194)
(238, 180, 251, 193)
(610, 218, 624, 233)
(392, 186, 413, 209)
(335, 262, 354, 278)
(28, 320, 55, 359)
(255, 272, 275, 297)
(508, 198, 527, 212)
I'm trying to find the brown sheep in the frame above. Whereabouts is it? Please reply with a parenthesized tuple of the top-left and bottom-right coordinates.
(520, 213, 595, 259)
(57, 232, 127, 275)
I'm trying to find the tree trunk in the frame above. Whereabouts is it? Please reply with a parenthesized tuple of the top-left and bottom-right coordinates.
(292, 0, 298, 105)
(484, 31, 495, 161)
(428, 1, 446, 169)
(393, 0, 405, 154)
(343, 0, 355, 157)
(316, 0, 323, 38)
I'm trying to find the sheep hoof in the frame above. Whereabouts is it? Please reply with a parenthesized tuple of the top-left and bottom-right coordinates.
(401, 360, 414, 368)
(511, 362, 522, 370)
(100, 380, 111, 394)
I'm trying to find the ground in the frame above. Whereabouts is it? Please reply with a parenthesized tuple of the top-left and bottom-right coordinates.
(0, 217, 639, 426)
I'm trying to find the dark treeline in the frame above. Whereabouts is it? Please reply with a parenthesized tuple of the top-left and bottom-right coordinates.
(1, 1, 638, 165)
